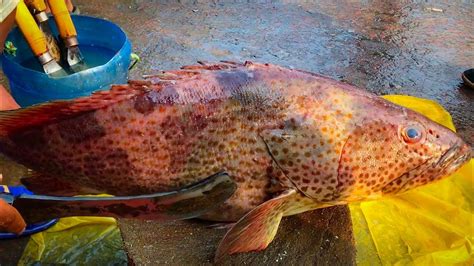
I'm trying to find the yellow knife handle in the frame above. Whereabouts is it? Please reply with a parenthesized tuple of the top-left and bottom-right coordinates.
(47, 0, 77, 39)
(15, 1, 48, 57)
(24, 0, 47, 12)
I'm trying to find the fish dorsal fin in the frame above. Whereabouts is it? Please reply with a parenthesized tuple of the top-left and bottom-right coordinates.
(142, 61, 250, 83)
(0, 83, 155, 135)
(215, 189, 320, 261)
(142, 62, 242, 84)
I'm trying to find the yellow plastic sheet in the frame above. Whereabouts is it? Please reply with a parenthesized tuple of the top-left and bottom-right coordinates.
(18, 217, 127, 265)
(17, 95, 472, 265)
(351, 95, 473, 266)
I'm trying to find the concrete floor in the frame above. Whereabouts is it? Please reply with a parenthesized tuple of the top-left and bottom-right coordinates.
(0, 0, 472, 265)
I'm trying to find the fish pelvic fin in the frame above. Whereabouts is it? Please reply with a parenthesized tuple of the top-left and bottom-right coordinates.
(215, 189, 321, 261)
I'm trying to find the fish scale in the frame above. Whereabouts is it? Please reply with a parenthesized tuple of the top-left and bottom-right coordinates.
(0, 61, 470, 259)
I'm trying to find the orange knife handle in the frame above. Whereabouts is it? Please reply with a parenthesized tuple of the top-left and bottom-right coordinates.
(47, 0, 77, 39)
(15, 1, 48, 57)
(24, 0, 47, 12)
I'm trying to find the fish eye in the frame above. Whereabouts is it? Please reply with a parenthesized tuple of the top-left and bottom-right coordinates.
(401, 125, 424, 143)
(407, 128, 419, 138)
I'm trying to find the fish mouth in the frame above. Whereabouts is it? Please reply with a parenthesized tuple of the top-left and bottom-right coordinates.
(436, 141, 471, 171)
(383, 142, 471, 194)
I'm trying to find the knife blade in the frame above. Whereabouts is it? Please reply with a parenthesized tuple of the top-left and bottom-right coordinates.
(5, 172, 236, 224)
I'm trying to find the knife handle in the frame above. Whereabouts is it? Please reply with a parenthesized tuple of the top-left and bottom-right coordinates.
(15, 1, 49, 57)
(47, 0, 77, 39)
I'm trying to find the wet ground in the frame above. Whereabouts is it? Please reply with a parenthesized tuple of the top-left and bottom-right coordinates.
(0, 0, 473, 265)
(119, 206, 354, 265)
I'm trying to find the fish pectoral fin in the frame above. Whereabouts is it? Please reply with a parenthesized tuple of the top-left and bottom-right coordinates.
(215, 189, 316, 261)
(21, 172, 102, 196)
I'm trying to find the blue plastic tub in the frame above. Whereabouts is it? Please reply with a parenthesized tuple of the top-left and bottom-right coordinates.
(1, 15, 131, 107)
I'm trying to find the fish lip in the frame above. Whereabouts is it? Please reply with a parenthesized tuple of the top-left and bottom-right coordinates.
(436, 141, 471, 170)
(436, 142, 460, 168)
(443, 144, 471, 173)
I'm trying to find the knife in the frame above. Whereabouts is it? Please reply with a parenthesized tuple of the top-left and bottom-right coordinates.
(0, 172, 236, 224)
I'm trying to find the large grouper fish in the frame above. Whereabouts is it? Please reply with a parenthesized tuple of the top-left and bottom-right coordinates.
(0, 61, 470, 260)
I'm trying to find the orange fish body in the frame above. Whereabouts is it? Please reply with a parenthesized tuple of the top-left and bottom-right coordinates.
(0, 62, 470, 259)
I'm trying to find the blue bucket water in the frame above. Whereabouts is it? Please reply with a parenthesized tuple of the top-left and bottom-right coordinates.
(1, 15, 131, 107)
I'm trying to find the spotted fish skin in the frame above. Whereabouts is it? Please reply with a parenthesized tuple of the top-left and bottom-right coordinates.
(0, 61, 470, 222)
